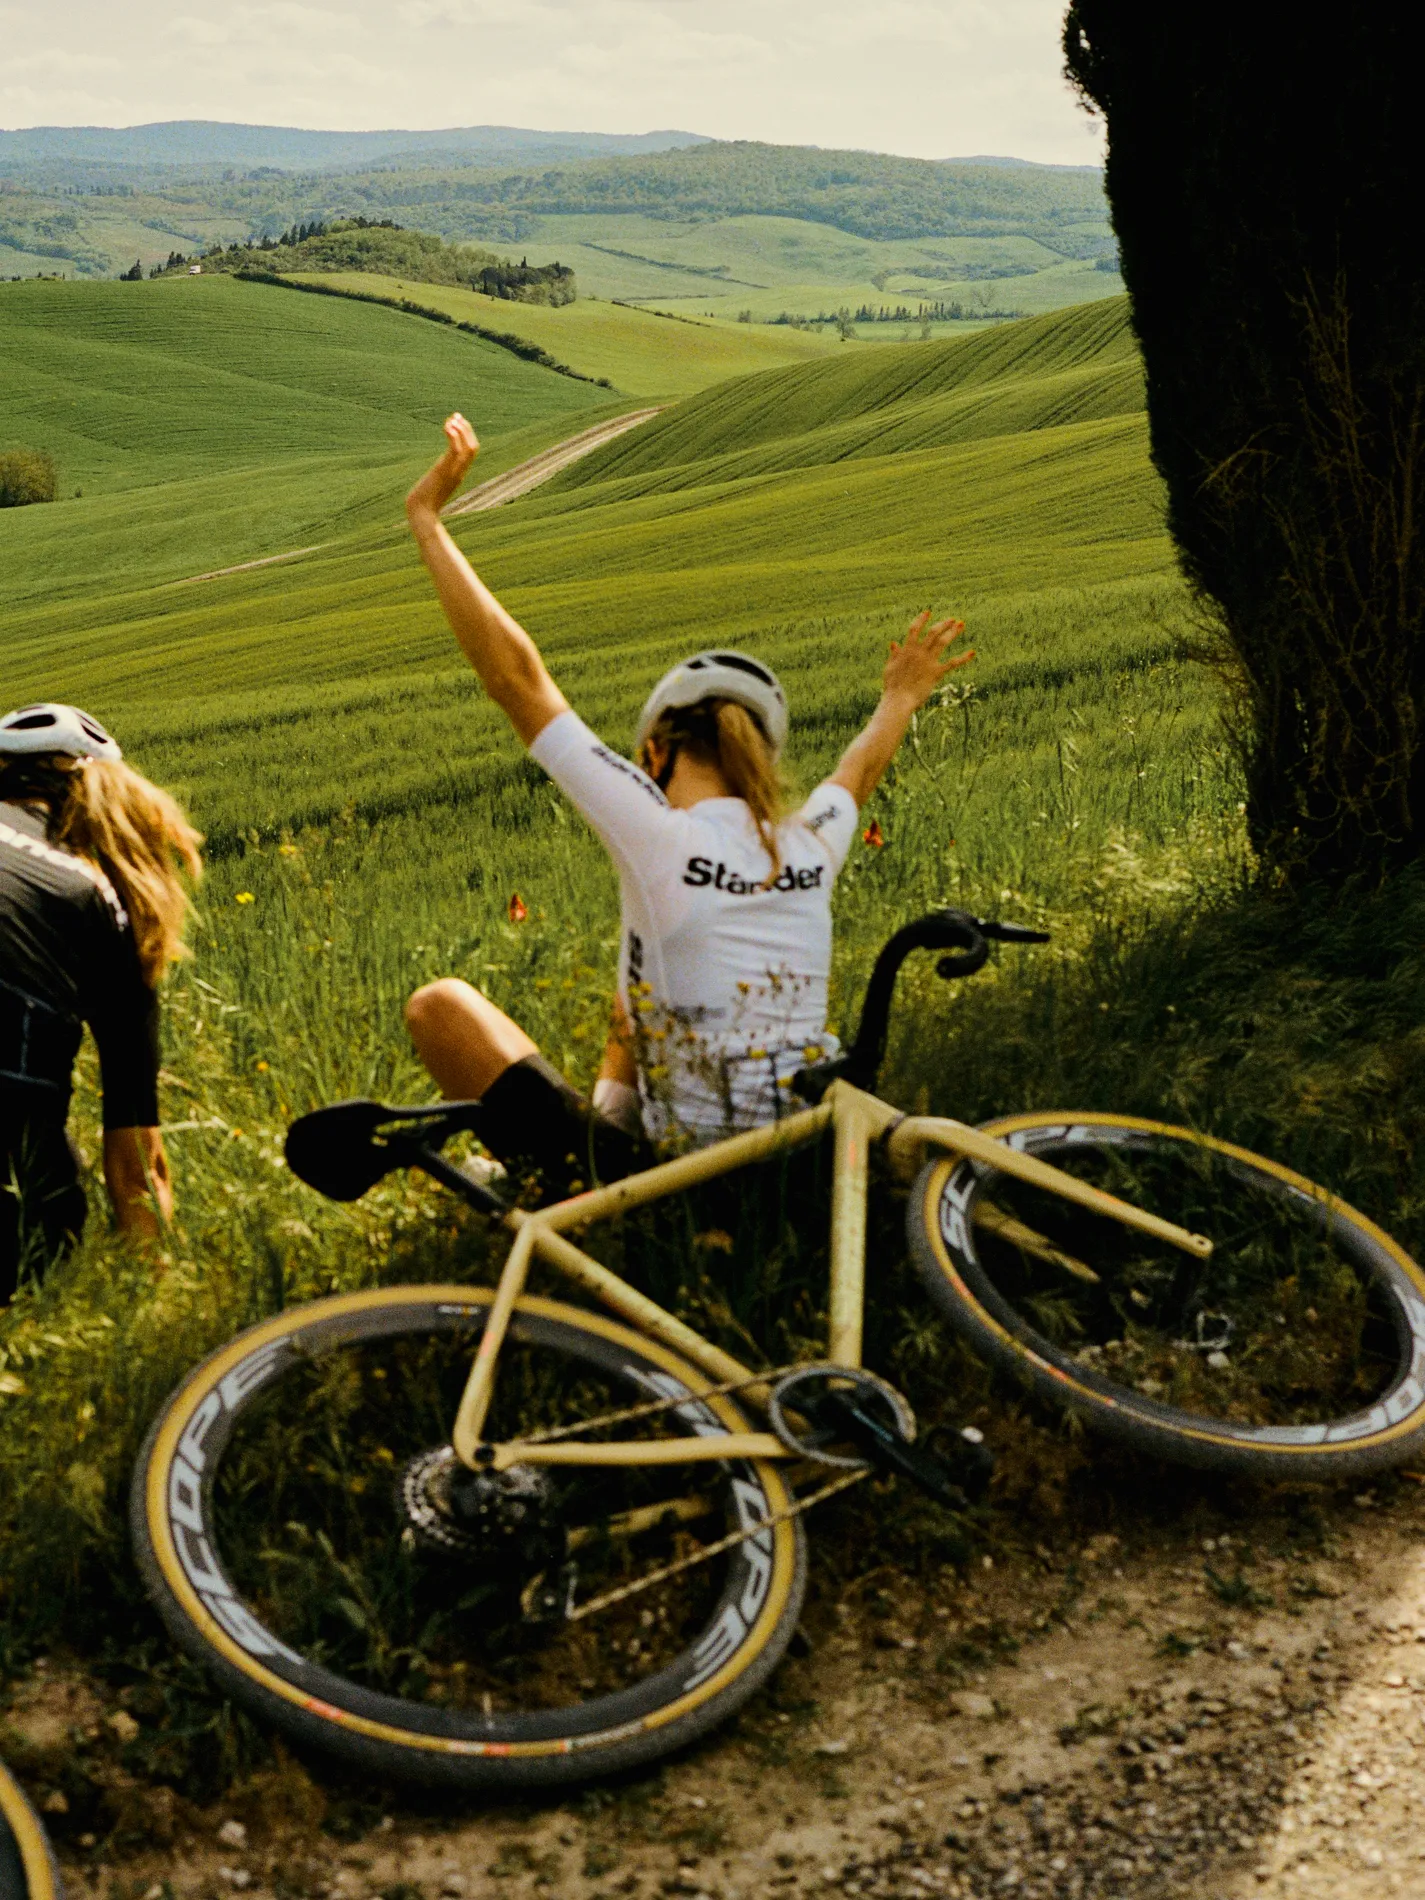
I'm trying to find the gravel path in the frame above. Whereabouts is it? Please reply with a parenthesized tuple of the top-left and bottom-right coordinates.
(173, 406, 661, 585)
(441, 408, 662, 517)
(13, 1479, 1425, 1899)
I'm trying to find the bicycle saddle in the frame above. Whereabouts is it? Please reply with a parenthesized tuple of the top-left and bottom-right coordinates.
(285, 1098, 484, 1201)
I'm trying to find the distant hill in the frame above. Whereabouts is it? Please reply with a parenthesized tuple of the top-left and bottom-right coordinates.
(227, 142, 1110, 248)
(943, 155, 1103, 175)
(0, 135, 1117, 328)
(0, 120, 709, 174)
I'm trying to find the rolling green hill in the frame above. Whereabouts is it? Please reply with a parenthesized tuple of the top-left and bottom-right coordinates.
(553, 298, 1144, 491)
(3, 295, 1185, 876)
(282, 271, 840, 396)
(0, 273, 622, 592)
(0, 273, 603, 497)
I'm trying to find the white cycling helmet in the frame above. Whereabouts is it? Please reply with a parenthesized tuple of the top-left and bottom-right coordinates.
(635, 651, 789, 759)
(0, 703, 122, 762)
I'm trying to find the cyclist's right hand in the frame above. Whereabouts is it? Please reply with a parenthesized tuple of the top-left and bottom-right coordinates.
(406, 413, 480, 522)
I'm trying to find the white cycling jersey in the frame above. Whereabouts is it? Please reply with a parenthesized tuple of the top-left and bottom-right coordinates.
(528, 711, 860, 1140)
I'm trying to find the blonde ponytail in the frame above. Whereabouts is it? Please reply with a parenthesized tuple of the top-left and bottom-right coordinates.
(54, 759, 203, 984)
(638, 695, 788, 875)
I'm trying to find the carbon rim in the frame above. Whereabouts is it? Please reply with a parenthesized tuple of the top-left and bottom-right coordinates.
(135, 1286, 802, 1763)
(913, 1113, 1425, 1460)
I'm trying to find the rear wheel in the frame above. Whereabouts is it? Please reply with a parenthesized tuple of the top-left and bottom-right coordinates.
(131, 1286, 805, 1788)
(908, 1112, 1425, 1479)
(0, 1759, 62, 1900)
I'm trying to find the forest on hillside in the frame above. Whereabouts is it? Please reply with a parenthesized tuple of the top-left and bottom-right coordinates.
(324, 142, 1111, 247)
(158, 217, 576, 303)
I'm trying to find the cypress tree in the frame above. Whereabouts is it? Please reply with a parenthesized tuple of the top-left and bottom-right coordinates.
(1064, 7, 1425, 882)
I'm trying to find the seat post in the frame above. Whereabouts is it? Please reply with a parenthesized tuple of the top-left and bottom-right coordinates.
(827, 1083, 902, 1367)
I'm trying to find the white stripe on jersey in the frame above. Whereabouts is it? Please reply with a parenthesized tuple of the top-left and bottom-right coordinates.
(0, 818, 129, 928)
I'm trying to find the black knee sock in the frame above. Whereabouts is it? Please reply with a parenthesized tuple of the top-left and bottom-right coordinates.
(478, 1054, 644, 1191)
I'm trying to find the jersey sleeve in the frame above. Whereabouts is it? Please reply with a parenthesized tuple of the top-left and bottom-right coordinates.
(77, 894, 162, 1129)
(528, 710, 683, 872)
(795, 782, 860, 877)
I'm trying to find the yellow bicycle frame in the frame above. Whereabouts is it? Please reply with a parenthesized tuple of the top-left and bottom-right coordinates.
(450, 1080, 1211, 1472)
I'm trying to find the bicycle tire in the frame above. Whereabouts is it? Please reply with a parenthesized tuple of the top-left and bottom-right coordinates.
(0, 1760, 62, 1900)
(907, 1111, 1425, 1480)
(131, 1285, 806, 1788)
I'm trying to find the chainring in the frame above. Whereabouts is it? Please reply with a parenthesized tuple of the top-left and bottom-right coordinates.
(767, 1364, 917, 1468)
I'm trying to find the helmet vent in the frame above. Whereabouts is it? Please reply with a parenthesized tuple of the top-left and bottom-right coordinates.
(711, 653, 778, 687)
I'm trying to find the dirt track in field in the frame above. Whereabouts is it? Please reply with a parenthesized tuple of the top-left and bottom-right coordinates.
(174, 406, 661, 585)
(441, 408, 662, 518)
(11, 1478, 1425, 1900)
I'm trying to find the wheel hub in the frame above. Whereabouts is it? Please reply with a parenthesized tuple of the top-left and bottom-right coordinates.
(396, 1446, 564, 1568)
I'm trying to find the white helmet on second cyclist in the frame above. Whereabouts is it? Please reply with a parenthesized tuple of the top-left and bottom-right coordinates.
(635, 651, 789, 759)
(0, 703, 123, 763)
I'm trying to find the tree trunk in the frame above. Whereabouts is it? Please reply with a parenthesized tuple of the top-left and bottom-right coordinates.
(1063, 7, 1425, 883)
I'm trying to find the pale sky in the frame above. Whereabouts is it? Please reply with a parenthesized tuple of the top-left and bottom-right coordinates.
(0, 0, 1101, 166)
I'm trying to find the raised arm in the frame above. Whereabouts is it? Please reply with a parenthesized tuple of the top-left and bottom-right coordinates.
(830, 611, 974, 807)
(405, 414, 569, 746)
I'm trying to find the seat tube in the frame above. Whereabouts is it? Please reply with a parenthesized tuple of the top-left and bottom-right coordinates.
(452, 1217, 538, 1466)
(828, 1088, 870, 1367)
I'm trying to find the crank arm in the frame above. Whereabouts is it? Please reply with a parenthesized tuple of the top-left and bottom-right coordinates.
(816, 1394, 977, 1509)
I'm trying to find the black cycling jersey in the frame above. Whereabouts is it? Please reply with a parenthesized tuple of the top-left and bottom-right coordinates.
(0, 801, 160, 1128)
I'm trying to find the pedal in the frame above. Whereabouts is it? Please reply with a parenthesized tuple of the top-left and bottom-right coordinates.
(921, 1423, 994, 1502)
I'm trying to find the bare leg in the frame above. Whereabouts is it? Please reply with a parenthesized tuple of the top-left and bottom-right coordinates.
(404, 979, 539, 1100)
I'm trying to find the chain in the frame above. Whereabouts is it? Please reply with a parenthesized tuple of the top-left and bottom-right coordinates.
(565, 1465, 869, 1622)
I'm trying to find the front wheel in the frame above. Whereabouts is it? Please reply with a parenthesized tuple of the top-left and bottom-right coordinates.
(131, 1286, 805, 1788)
(908, 1112, 1425, 1480)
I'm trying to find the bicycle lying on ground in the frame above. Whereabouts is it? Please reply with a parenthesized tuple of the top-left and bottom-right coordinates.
(0, 1759, 62, 1900)
(132, 911, 1425, 1788)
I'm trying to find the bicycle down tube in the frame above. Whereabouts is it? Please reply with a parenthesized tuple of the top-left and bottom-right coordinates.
(450, 1081, 1213, 1473)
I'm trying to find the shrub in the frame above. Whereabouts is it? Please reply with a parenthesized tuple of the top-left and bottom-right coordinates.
(0, 451, 57, 508)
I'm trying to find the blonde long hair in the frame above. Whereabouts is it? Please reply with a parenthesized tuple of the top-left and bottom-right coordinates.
(638, 696, 787, 873)
(2, 755, 203, 984)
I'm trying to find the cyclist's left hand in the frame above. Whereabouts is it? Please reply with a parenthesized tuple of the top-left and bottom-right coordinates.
(883, 611, 974, 707)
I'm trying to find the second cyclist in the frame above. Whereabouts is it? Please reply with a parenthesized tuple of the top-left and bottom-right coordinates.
(402, 413, 973, 1191)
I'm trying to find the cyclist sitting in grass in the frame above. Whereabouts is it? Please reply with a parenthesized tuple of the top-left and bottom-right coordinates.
(403, 412, 973, 1191)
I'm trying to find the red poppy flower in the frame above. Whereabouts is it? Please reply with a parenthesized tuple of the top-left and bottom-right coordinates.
(862, 821, 885, 848)
(508, 891, 529, 923)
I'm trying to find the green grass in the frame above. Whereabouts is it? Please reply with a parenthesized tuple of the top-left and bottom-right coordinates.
(9, 283, 1425, 1807)
(0, 274, 602, 496)
(554, 298, 1144, 490)
(0, 273, 633, 596)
